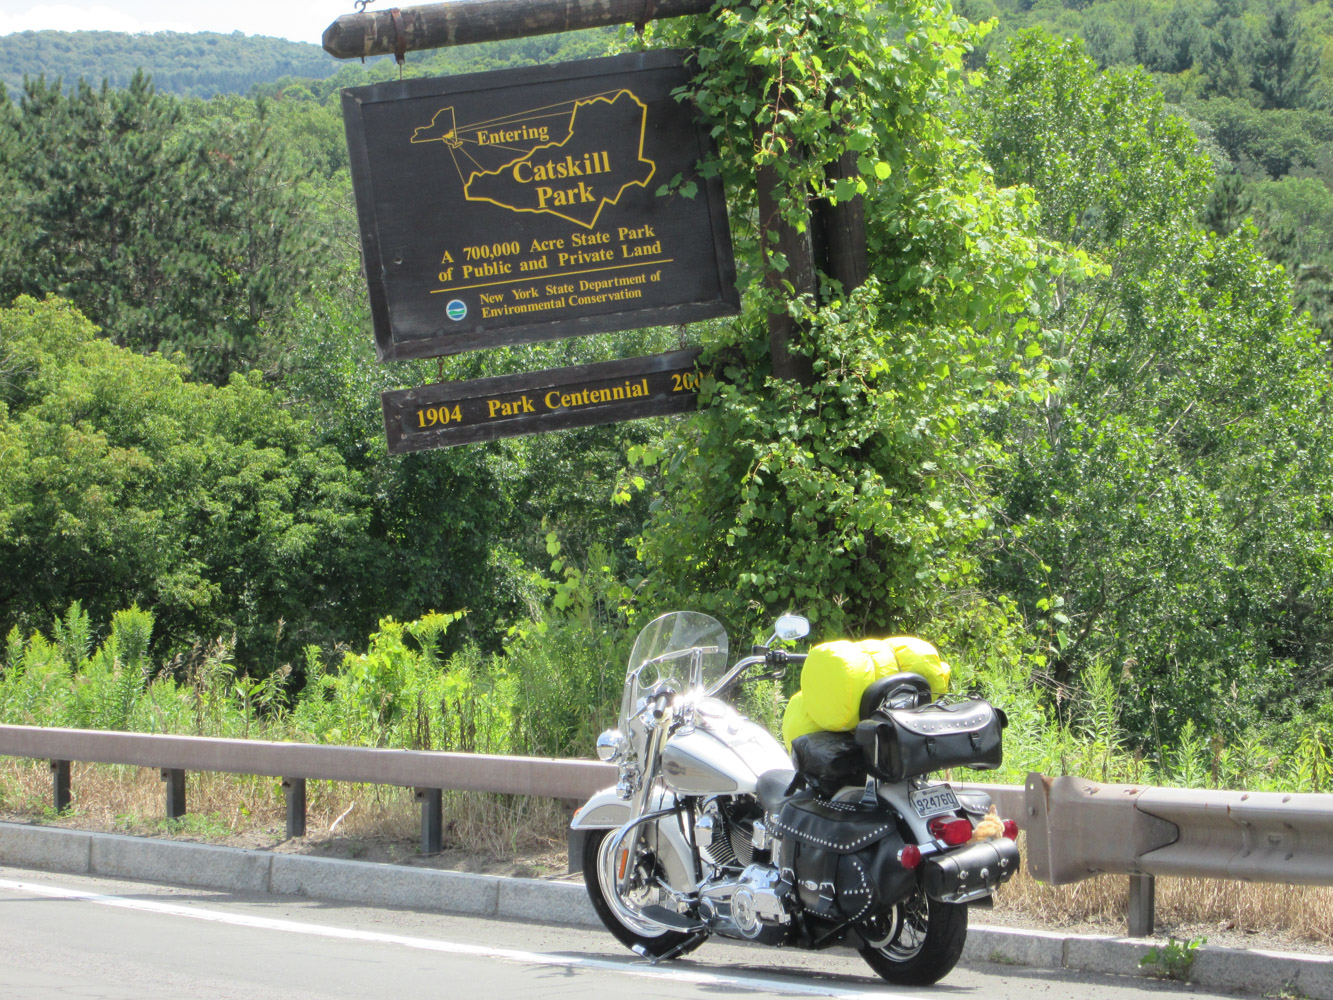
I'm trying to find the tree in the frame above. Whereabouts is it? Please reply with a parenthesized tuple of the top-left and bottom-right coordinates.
(1202, 14, 1255, 100)
(0, 74, 322, 383)
(970, 33, 1333, 738)
(1250, 2, 1323, 111)
(0, 296, 372, 666)
(616, 0, 1055, 646)
(0, 30, 349, 99)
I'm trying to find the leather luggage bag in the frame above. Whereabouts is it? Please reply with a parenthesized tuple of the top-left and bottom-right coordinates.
(854, 699, 1005, 782)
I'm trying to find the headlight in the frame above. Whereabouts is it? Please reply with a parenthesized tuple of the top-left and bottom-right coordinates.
(596, 729, 629, 762)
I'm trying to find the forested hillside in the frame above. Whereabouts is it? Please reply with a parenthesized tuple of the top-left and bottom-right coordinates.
(0, 30, 350, 98)
(971, 0, 1333, 337)
(1, 10, 1330, 791)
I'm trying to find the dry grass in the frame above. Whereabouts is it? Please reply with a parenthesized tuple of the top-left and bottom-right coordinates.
(0, 758, 570, 873)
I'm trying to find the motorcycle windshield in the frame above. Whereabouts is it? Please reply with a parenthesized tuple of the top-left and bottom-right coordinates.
(620, 612, 730, 730)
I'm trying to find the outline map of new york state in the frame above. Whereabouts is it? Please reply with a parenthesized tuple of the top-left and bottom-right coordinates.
(410, 90, 657, 229)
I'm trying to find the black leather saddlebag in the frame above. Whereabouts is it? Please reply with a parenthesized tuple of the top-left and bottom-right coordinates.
(773, 798, 913, 921)
(789, 730, 867, 799)
(854, 699, 1005, 782)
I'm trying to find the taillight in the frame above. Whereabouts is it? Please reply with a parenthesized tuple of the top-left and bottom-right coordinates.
(897, 844, 922, 869)
(1003, 819, 1019, 840)
(928, 816, 974, 846)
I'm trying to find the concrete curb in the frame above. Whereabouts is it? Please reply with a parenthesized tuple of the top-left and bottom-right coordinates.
(2, 821, 1328, 997)
(0, 820, 600, 928)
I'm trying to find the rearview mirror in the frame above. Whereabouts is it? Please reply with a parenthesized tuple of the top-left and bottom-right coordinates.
(773, 614, 810, 642)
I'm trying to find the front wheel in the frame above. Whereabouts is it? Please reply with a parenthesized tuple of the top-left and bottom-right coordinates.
(582, 828, 704, 960)
(858, 887, 968, 986)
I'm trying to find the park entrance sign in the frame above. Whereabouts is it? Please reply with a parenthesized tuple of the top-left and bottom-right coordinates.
(343, 49, 738, 362)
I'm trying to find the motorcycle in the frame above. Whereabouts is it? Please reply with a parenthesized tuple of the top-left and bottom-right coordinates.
(570, 611, 1019, 986)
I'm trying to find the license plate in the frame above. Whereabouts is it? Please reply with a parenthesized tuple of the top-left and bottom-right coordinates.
(910, 784, 961, 818)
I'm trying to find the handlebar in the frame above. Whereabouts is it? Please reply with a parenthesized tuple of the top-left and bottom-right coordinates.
(706, 650, 808, 698)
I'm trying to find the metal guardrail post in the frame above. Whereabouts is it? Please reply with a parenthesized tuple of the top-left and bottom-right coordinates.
(1127, 874, 1155, 937)
(283, 778, 307, 838)
(161, 768, 186, 820)
(50, 760, 71, 814)
(416, 787, 443, 855)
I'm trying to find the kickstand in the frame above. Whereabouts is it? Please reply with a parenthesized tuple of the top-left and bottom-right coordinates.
(634, 931, 709, 964)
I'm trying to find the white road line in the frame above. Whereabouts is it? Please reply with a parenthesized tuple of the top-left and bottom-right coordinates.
(0, 877, 906, 999)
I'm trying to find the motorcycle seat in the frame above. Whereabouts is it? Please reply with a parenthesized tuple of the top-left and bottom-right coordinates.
(756, 767, 800, 813)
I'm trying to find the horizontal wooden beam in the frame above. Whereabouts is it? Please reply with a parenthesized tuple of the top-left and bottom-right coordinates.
(322, 0, 716, 60)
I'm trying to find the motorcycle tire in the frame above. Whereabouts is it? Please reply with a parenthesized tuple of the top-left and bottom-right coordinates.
(858, 887, 968, 986)
(582, 828, 704, 960)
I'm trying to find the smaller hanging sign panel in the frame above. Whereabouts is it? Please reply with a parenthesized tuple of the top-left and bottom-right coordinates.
(382, 349, 704, 453)
(343, 50, 738, 361)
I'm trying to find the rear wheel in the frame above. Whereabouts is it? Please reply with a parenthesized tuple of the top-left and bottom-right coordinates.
(858, 887, 968, 986)
(582, 828, 704, 960)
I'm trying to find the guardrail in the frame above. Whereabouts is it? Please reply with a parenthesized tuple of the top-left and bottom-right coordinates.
(2, 726, 1327, 939)
(0, 724, 613, 854)
(1024, 772, 1333, 936)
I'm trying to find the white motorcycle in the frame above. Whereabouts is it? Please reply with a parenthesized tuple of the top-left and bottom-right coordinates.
(570, 611, 1019, 986)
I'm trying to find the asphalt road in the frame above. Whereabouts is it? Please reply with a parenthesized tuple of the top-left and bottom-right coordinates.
(0, 867, 1233, 1000)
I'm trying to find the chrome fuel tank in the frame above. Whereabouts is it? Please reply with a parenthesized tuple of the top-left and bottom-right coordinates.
(659, 698, 791, 795)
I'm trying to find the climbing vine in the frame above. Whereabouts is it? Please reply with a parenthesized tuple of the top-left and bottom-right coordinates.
(625, 0, 1075, 645)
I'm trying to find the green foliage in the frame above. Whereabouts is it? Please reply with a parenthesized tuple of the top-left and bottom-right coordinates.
(0, 296, 371, 666)
(2, 11, 1330, 789)
(69, 606, 153, 731)
(1140, 935, 1206, 981)
(292, 611, 470, 748)
(0, 75, 322, 382)
(977, 0, 1333, 336)
(970, 35, 1333, 739)
(502, 540, 632, 755)
(627, 0, 1056, 642)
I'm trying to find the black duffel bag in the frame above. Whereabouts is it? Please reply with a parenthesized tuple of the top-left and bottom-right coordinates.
(854, 699, 1005, 782)
(789, 730, 867, 799)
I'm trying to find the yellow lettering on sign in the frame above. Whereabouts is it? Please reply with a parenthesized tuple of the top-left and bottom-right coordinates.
(543, 380, 650, 411)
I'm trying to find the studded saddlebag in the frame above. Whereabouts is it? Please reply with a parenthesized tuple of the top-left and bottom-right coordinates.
(922, 836, 1021, 903)
(773, 798, 914, 921)
(854, 699, 1005, 783)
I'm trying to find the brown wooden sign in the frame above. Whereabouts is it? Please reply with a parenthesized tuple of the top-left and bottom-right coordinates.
(381, 349, 704, 453)
(343, 50, 738, 362)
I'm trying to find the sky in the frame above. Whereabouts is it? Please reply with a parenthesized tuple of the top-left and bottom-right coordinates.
(0, 1, 352, 45)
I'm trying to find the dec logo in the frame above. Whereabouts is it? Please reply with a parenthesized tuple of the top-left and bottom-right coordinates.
(445, 299, 467, 321)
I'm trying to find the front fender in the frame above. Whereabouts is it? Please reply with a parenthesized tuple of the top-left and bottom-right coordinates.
(567, 786, 696, 891)
(570, 787, 634, 831)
